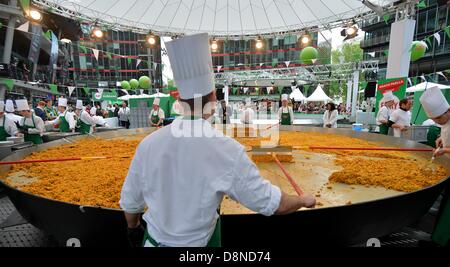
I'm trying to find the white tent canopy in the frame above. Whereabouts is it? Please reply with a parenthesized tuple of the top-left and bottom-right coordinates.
(42, 0, 395, 36)
(406, 82, 450, 93)
(306, 85, 331, 102)
(290, 88, 306, 102)
(149, 93, 171, 98)
(118, 94, 152, 101)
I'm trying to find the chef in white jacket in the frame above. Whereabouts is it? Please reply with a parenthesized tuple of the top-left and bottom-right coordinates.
(323, 102, 338, 128)
(389, 98, 412, 138)
(120, 33, 315, 248)
(278, 94, 294, 126)
(376, 91, 396, 135)
(240, 98, 255, 125)
(118, 102, 131, 129)
(16, 99, 45, 145)
(0, 102, 19, 140)
(75, 100, 97, 134)
(49, 98, 77, 133)
(420, 86, 450, 157)
(5, 99, 22, 124)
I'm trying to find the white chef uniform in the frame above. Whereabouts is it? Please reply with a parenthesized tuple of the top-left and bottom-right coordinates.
(5, 99, 23, 124)
(49, 98, 77, 131)
(0, 102, 18, 136)
(420, 86, 450, 147)
(390, 109, 411, 138)
(16, 99, 45, 136)
(76, 100, 97, 130)
(240, 98, 254, 125)
(120, 33, 281, 247)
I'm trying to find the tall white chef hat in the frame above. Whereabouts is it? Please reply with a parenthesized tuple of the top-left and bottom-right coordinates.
(0, 102, 4, 113)
(153, 98, 161, 106)
(5, 100, 14, 113)
(420, 86, 450, 119)
(16, 99, 30, 111)
(58, 98, 68, 107)
(282, 94, 289, 101)
(382, 91, 395, 102)
(165, 33, 215, 100)
(76, 100, 84, 110)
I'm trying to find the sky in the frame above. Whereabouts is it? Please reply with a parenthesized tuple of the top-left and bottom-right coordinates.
(161, 28, 365, 85)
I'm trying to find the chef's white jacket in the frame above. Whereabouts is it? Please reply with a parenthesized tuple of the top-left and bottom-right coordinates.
(0, 116, 18, 136)
(376, 106, 394, 126)
(90, 107, 97, 116)
(389, 109, 411, 138)
(240, 108, 254, 124)
(323, 110, 338, 128)
(20, 115, 45, 135)
(118, 107, 130, 122)
(50, 111, 77, 131)
(5, 113, 23, 124)
(120, 118, 281, 247)
(278, 107, 294, 124)
(79, 110, 97, 128)
(440, 120, 450, 148)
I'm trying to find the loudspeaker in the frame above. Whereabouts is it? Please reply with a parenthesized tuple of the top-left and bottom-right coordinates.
(364, 81, 377, 99)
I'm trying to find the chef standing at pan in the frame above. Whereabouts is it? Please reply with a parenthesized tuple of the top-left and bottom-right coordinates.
(49, 98, 77, 133)
(420, 86, 450, 247)
(16, 99, 45, 145)
(278, 94, 294, 126)
(120, 33, 316, 248)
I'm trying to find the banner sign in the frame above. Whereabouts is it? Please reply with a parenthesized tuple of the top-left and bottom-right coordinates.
(375, 77, 407, 114)
(28, 24, 42, 64)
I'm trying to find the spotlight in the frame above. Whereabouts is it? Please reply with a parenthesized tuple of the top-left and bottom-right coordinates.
(300, 33, 312, 46)
(91, 27, 104, 39)
(255, 37, 264, 50)
(341, 24, 359, 41)
(29, 9, 43, 22)
(211, 38, 219, 51)
(60, 38, 72, 44)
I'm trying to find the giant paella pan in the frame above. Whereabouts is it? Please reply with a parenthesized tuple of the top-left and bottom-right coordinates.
(0, 126, 449, 247)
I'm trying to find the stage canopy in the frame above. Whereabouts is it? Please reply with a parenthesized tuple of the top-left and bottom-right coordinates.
(39, 0, 396, 36)
(306, 85, 331, 102)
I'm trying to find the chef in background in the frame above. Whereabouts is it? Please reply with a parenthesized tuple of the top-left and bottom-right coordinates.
(16, 99, 45, 145)
(5, 99, 22, 124)
(278, 94, 294, 126)
(323, 102, 338, 129)
(389, 98, 412, 138)
(376, 91, 396, 135)
(118, 102, 130, 129)
(149, 98, 165, 127)
(75, 100, 97, 135)
(0, 102, 19, 140)
(49, 98, 76, 133)
(217, 100, 233, 125)
(240, 98, 254, 125)
(120, 33, 315, 248)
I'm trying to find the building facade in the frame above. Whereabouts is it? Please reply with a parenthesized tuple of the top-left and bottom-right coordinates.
(360, 0, 450, 83)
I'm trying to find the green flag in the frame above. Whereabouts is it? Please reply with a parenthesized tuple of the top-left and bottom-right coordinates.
(48, 84, 58, 94)
(417, 0, 427, 9)
(446, 70, 450, 74)
(127, 58, 132, 65)
(0, 79, 14, 91)
(0, 22, 3, 28)
(44, 30, 52, 41)
(232, 88, 238, 95)
(19, 0, 30, 14)
(383, 50, 389, 57)
(303, 85, 311, 96)
(278, 86, 283, 94)
(424, 36, 433, 47)
(360, 81, 368, 90)
(412, 77, 418, 86)
(445, 26, 450, 40)
(79, 45, 88, 53)
(83, 87, 90, 95)
(383, 14, 391, 24)
(106, 52, 112, 60)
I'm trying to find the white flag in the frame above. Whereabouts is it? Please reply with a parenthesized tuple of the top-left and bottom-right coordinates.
(97, 88, 104, 95)
(434, 33, 441, 46)
(140, 89, 144, 95)
(437, 71, 448, 81)
(259, 63, 264, 67)
(16, 22, 30, 32)
(120, 89, 129, 95)
(92, 49, 100, 61)
(311, 59, 318, 64)
(267, 87, 273, 94)
(420, 75, 427, 82)
(407, 78, 413, 86)
(368, 52, 376, 58)
(285, 61, 291, 68)
(153, 63, 158, 71)
(243, 87, 249, 94)
(136, 59, 142, 68)
(217, 66, 222, 72)
(68, 86, 76, 97)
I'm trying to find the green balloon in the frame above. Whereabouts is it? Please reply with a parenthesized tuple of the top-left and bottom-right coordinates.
(130, 79, 139, 89)
(139, 76, 151, 89)
(300, 46, 318, 65)
(121, 81, 131, 90)
(411, 41, 427, 62)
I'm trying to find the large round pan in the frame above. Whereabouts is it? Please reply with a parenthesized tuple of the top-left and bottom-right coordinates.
(0, 127, 448, 247)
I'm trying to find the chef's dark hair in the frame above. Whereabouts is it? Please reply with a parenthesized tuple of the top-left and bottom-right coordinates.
(399, 99, 410, 107)
(326, 102, 336, 111)
(180, 90, 216, 112)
